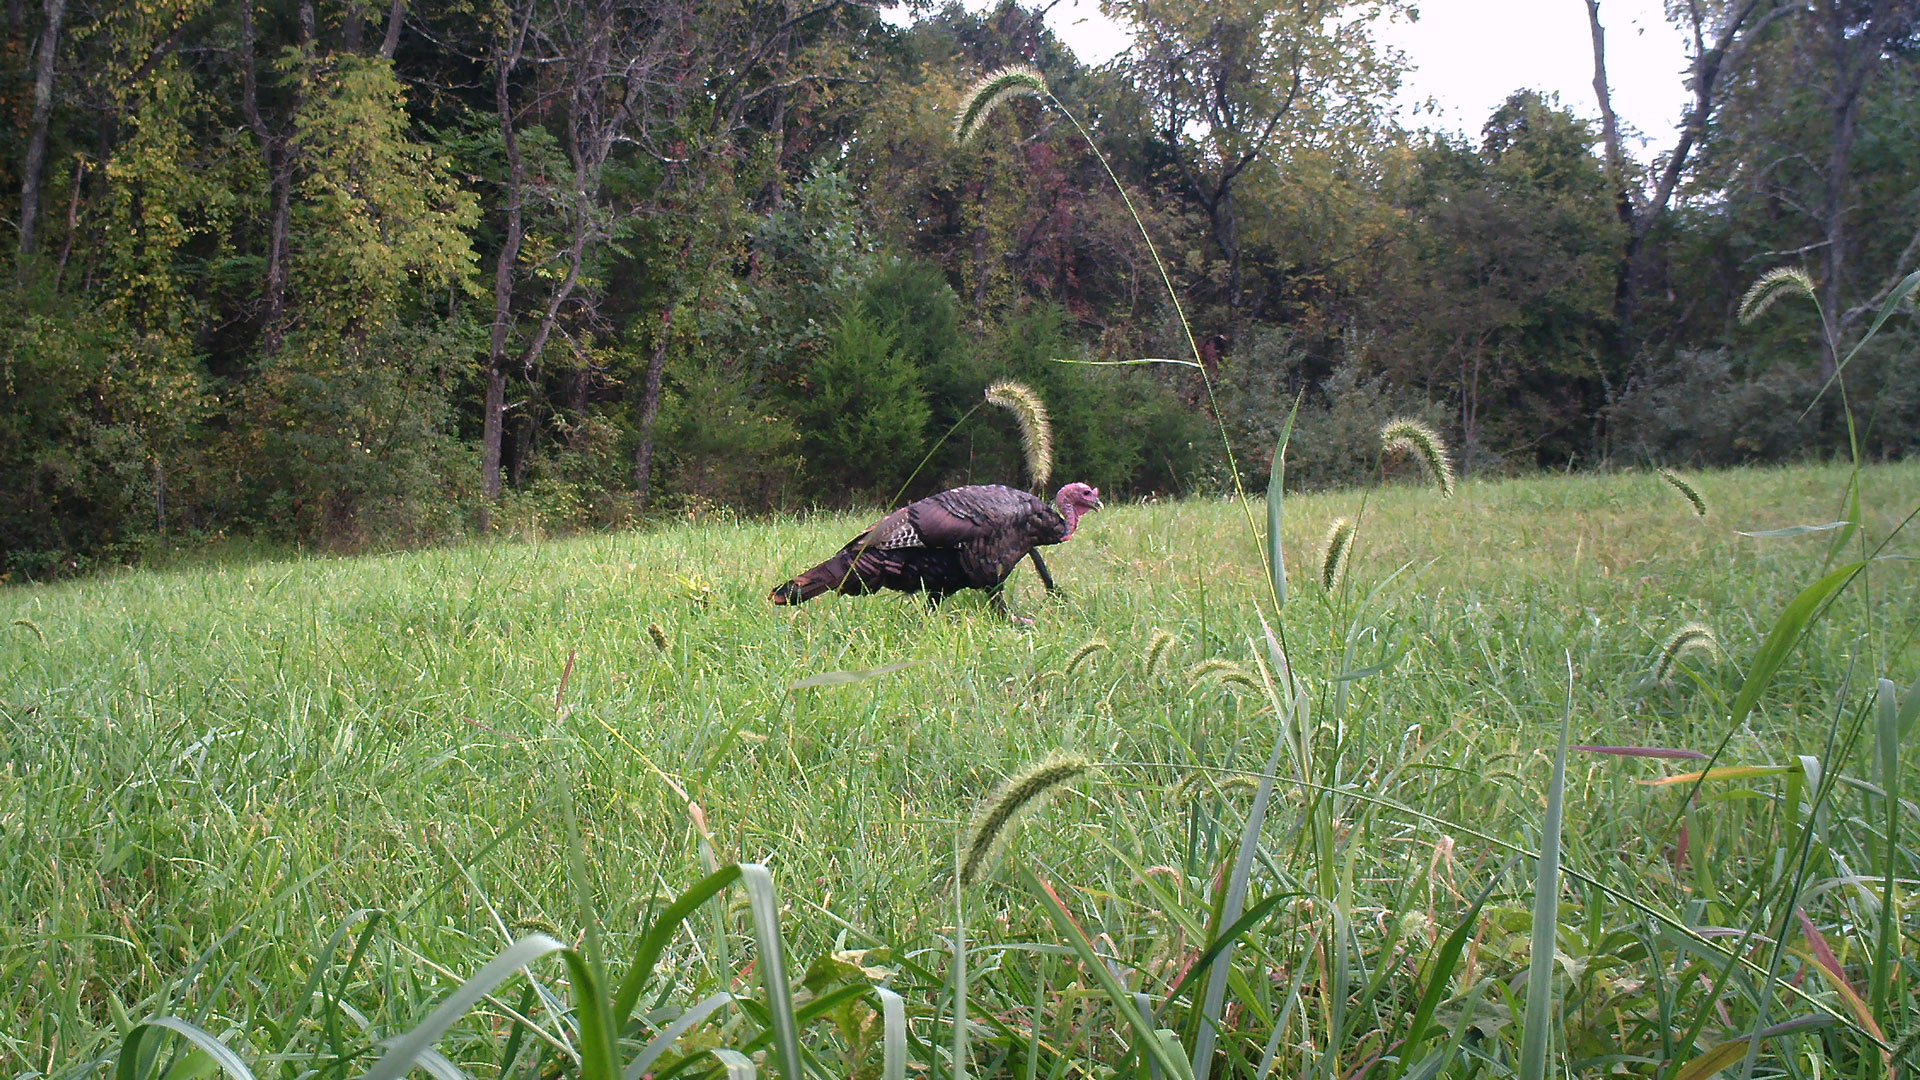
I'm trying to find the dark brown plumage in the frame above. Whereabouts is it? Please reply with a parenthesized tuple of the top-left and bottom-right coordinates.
(770, 482, 1101, 619)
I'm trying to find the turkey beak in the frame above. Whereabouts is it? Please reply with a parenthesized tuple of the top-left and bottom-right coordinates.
(1090, 492, 1102, 510)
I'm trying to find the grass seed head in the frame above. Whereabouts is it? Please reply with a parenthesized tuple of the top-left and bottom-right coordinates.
(1652, 622, 1720, 684)
(984, 379, 1054, 489)
(1380, 418, 1456, 498)
(953, 66, 1048, 145)
(1739, 266, 1817, 324)
(647, 622, 671, 652)
(1321, 516, 1358, 591)
(1064, 637, 1109, 676)
(1186, 657, 1256, 690)
(1656, 468, 1708, 517)
(961, 752, 1092, 886)
(1168, 770, 1208, 801)
(1144, 629, 1177, 678)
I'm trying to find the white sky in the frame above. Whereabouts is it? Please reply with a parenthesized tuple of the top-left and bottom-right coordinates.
(909, 0, 1693, 160)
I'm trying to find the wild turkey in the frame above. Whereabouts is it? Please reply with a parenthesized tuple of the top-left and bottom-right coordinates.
(769, 482, 1101, 621)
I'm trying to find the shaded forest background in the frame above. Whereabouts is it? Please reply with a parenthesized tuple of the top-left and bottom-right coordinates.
(3, 0, 1917, 577)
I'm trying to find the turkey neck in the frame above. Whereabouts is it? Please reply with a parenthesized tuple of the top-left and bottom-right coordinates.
(1059, 500, 1082, 538)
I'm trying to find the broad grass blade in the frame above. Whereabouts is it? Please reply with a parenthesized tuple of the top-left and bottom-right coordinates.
(1267, 394, 1301, 609)
(612, 864, 746, 1024)
(624, 992, 735, 1080)
(1871, 678, 1901, 1018)
(1853, 267, 1920, 351)
(1518, 674, 1572, 1080)
(1736, 522, 1849, 539)
(1640, 764, 1799, 787)
(1160, 893, 1294, 1008)
(1191, 677, 1305, 1080)
(1805, 268, 1920, 414)
(361, 934, 569, 1080)
(394, 1045, 469, 1080)
(117, 1017, 257, 1080)
(1021, 868, 1196, 1080)
(1726, 562, 1866, 731)
(1671, 1039, 1750, 1080)
(875, 986, 907, 1080)
(710, 1048, 758, 1080)
(1898, 671, 1920, 739)
(739, 864, 805, 1080)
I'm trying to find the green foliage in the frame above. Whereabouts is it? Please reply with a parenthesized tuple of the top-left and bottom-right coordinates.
(0, 284, 206, 577)
(795, 311, 931, 497)
(225, 322, 479, 547)
(982, 305, 1208, 493)
(1222, 329, 1448, 491)
(658, 354, 805, 512)
(290, 55, 482, 336)
(3, 0, 1915, 571)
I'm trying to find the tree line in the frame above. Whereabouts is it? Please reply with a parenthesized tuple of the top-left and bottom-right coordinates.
(3, 0, 1916, 577)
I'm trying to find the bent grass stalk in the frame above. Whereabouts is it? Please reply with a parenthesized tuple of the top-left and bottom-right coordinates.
(984, 380, 1054, 490)
(1185, 657, 1256, 691)
(1738, 266, 1817, 325)
(1321, 517, 1357, 592)
(1380, 418, 1456, 498)
(1063, 637, 1108, 676)
(959, 754, 1093, 887)
(1651, 623, 1719, 684)
(1657, 469, 1709, 518)
(1144, 629, 1178, 678)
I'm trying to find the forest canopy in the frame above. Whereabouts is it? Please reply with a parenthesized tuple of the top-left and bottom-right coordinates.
(3, 0, 1916, 576)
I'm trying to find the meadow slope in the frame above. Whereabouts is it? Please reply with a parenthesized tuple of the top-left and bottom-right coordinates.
(3, 462, 1917, 1076)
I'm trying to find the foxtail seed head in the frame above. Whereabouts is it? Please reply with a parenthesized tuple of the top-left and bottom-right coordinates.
(985, 379, 1054, 489)
(960, 752, 1093, 885)
(1064, 637, 1109, 676)
(647, 622, 670, 652)
(953, 66, 1048, 145)
(1656, 468, 1708, 517)
(1739, 266, 1817, 324)
(1321, 516, 1358, 592)
(1144, 629, 1177, 678)
(1187, 657, 1257, 691)
(1652, 623, 1719, 684)
(1380, 418, 1456, 498)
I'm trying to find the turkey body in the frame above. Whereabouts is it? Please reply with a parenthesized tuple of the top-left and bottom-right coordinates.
(770, 484, 1083, 608)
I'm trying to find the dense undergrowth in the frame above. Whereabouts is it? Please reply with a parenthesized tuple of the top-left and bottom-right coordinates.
(3, 460, 1916, 1079)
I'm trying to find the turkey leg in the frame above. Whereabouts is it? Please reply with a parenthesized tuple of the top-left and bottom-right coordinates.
(987, 583, 1033, 627)
(1029, 550, 1057, 593)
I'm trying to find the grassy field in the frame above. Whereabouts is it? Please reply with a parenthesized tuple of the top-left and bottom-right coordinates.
(4, 461, 1917, 1080)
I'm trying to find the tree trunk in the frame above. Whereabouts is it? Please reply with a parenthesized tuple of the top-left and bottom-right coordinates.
(239, 0, 301, 353)
(480, 365, 506, 525)
(1586, 0, 1775, 349)
(632, 302, 676, 507)
(17, 0, 66, 265)
(378, 0, 404, 59)
(482, 30, 527, 512)
(1818, 84, 1861, 382)
(1218, 183, 1241, 328)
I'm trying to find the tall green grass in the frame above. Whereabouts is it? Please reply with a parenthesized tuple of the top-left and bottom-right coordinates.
(3, 461, 1916, 1078)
